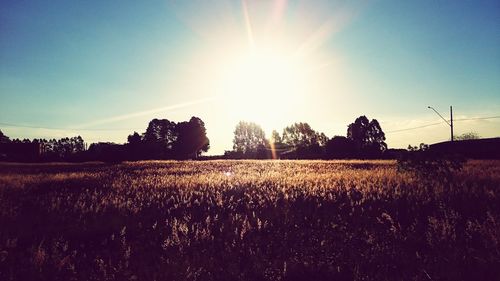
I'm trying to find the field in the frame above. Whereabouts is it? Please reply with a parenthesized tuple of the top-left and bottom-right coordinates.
(0, 160, 499, 281)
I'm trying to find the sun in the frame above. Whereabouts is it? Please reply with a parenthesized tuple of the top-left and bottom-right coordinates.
(218, 47, 307, 130)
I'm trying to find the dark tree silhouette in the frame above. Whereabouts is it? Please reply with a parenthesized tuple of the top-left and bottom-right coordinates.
(144, 119, 177, 145)
(455, 132, 480, 141)
(347, 116, 387, 157)
(282, 122, 327, 148)
(87, 142, 125, 162)
(281, 122, 328, 158)
(0, 130, 11, 143)
(143, 119, 177, 158)
(232, 121, 267, 157)
(0, 135, 85, 162)
(173, 116, 210, 159)
(124, 117, 210, 160)
(325, 136, 356, 159)
(53, 136, 85, 159)
(126, 132, 143, 160)
(127, 132, 142, 145)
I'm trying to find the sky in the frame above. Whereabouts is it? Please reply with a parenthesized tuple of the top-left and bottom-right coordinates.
(1, 0, 499, 155)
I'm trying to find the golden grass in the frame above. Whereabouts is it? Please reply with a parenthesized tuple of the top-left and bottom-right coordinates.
(0, 160, 499, 281)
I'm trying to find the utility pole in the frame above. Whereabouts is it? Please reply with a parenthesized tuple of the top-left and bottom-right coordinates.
(428, 106, 454, 142)
(450, 106, 453, 142)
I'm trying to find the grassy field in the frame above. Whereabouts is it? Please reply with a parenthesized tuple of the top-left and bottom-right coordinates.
(0, 160, 499, 281)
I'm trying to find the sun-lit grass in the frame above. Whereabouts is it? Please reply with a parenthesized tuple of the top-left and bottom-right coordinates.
(0, 160, 499, 281)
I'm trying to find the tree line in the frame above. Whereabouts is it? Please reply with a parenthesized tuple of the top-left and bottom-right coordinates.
(226, 115, 387, 159)
(0, 133, 85, 162)
(1, 115, 391, 162)
(0, 116, 209, 162)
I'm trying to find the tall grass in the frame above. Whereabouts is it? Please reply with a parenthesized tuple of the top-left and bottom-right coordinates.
(0, 160, 499, 281)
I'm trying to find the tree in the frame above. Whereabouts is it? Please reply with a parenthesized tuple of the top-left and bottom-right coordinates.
(282, 122, 328, 148)
(282, 122, 328, 158)
(127, 132, 142, 145)
(53, 136, 84, 159)
(173, 116, 210, 159)
(0, 130, 10, 143)
(143, 118, 177, 158)
(144, 119, 177, 145)
(316, 132, 329, 147)
(233, 121, 267, 156)
(270, 130, 283, 147)
(347, 116, 387, 157)
(325, 136, 356, 159)
(282, 122, 316, 148)
(87, 142, 126, 162)
(71, 136, 85, 154)
(126, 117, 210, 160)
(455, 132, 480, 141)
(126, 132, 143, 160)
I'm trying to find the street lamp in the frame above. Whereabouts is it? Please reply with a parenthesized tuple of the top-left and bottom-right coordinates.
(428, 106, 454, 142)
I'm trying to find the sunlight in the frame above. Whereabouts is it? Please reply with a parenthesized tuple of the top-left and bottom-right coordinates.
(218, 46, 306, 129)
(165, 0, 362, 143)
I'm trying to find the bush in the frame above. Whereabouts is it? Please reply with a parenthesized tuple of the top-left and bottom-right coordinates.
(397, 143, 465, 182)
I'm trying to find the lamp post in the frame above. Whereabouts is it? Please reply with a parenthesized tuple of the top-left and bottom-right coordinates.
(428, 106, 453, 142)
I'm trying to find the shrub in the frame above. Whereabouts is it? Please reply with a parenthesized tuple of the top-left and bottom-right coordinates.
(397, 143, 465, 182)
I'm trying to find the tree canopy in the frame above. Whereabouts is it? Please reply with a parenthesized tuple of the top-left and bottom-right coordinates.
(174, 117, 210, 159)
(455, 132, 480, 141)
(270, 130, 283, 147)
(232, 121, 267, 156)
(0, 130, 10, 143)
(347, 116, 387, 157)
(282, 122, 327, 149)
(325, 136, 355, 159)
(127, 116, 210, 160)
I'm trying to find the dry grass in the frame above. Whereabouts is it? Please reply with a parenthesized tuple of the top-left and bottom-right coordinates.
(0, 160, 499, 281)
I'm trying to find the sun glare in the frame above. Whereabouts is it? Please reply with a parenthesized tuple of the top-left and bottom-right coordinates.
(178, 0, 354, 136)
(218, 47, 307, 129)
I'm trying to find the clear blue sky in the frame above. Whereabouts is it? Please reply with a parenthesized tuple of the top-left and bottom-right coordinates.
(1, 0, 499, 154)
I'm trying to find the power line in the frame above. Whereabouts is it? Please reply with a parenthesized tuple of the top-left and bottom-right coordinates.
(454, 116, 500, 121)
(385, 122, 443, 134)
(1, 116, 499, 135)
(385, 116, 500, 134)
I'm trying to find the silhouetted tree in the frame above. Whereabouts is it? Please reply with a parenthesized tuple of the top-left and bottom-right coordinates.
(87, 142, 125, 162)
(11, 138, 30, 143)
(0, 135, 84, 162)
(45, 138, 57, 158)
(173, 117, 210, 159)
(347, 116, 387, 157)
(53, 136, 85, 160)
(325, 136, 356, 159)
(144, 119, 177, 144)
(0, 130, 9, 143)
(455, 132, 480, 141)
(282, 122, 327, 148)
(0, 130, 10, 160)
(282, 122, 328, 158)
(143, 119, 177, 158)
(127, 132, 142, 145)
(316, 132, 328, 147)
(125, 117, 210, 160)
(125, 132, 143, 160)
(232, 121, 267, 157)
